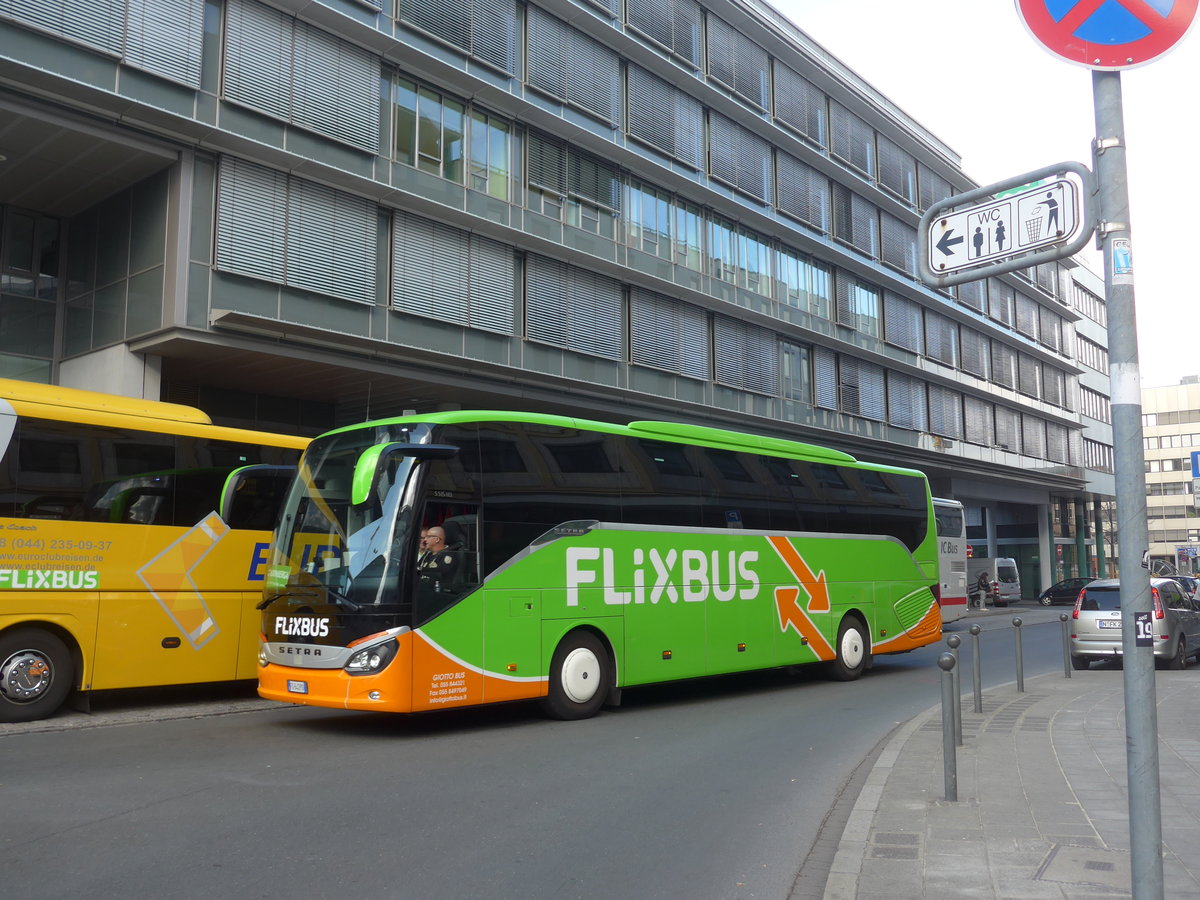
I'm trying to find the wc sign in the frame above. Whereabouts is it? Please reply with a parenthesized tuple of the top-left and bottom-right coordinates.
(919, 161, 1095, 289)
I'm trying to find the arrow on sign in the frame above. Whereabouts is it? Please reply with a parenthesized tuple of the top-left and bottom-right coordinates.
(936, 230, 964, 256)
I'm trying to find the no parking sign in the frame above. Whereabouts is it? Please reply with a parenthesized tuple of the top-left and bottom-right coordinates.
(1016, 0, 1198, 69)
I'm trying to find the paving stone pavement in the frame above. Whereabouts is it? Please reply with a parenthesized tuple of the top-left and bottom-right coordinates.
(818, 668, 1200, 899)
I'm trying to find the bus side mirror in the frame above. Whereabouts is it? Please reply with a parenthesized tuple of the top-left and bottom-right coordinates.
(351, 443, 459, 506)
(219, 465, 297, 529)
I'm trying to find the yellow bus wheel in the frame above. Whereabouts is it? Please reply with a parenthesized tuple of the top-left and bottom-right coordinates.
(0, 629, 74, 723)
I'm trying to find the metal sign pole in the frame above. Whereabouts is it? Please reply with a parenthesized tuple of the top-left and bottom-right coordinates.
(1093, 69, 1163, 900)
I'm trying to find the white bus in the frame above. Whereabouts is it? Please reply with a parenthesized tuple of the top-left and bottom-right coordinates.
(933, 498, 968, 623)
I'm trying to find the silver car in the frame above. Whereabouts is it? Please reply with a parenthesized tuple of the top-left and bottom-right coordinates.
(1070, 577, 1200, 670)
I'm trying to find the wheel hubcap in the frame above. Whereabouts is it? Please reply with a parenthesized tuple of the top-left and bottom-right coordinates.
(1, 650, 54, 703)
(559, 647, 601, 704)
(840, 628, 864, 669)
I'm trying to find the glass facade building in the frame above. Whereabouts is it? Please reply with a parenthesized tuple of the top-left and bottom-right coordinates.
(0, 0, 1114, 593)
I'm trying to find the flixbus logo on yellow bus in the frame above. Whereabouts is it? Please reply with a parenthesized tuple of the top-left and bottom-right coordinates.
(0, 568, 100, 589)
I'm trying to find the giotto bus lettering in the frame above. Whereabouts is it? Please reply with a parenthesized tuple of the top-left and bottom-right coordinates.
(0, 569, 99, 590)
(274, 616, 330, 637)
(565, 547, 760, 606)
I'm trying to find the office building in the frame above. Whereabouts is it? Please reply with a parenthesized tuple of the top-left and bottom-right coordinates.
(0, 0, 1114, 594)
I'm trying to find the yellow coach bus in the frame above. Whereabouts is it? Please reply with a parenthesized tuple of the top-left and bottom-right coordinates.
(0, 378, 308, 722)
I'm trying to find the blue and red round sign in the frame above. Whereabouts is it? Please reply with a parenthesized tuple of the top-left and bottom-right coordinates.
(1016, 0, 1198, 69)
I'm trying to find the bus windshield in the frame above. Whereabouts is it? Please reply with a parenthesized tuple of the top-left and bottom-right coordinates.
(267, 427, 428, 641)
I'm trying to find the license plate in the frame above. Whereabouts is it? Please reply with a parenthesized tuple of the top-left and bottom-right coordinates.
(287, 680, 309, 694)
(1097, 619, 1122, 629)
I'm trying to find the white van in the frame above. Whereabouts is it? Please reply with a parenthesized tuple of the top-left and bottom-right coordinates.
(966, 557, 1021, 607)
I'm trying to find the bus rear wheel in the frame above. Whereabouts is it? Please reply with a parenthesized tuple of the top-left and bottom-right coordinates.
(542, 631, 610, 720)
(0, 628, 74, 723)
(828, 616, 869, 682)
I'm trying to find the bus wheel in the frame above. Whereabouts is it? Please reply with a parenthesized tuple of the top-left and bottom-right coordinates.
(0, 628, 74, 723)
(828, 616, 869, 682)
(542, 631, 610, 720)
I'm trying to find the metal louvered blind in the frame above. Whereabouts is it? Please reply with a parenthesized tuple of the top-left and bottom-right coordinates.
(527, 132, 568, 195)
(398, 0, 517, 73)
(627, 66, 703, 168)
(988, 278, 1014, 325)
(994, 406, 1020, 451)
(1046, 422, 1068, 463)
(956, 278, 986, 311)
(813, 346, 837, 409)
(834, 185, 879, 256)
(880, 213, 917, 274)
(223, 0, 291, 121)
(876, 135, 915, 204)
(924, 311, 958, 366)
(216, 157, 287, 283)
(286, 178, 376, 304)
(830, 102, 874, 176)
(714, 316, 777, 395)
(1038, 305, 1061, 351)
(125, 0, 204, 87)
(7, 0, 124, 54)
(991, 343, 1016, 388)
(918, 165, 953, 212)
(215, 157, 375, 303)
(1015, 293, 1039, 338)
(776, 153, 830, 231)
(527, 7, 620, 125)
(1017, 353, 1041, 398)
(1043, 365, 1066, 406)
(626, 0, 702, 66)
(394, 210, 459, 319)
(569, 153, 620, 211)
(1022, 415, 1046, 458)
(292, 20, 380, 152)
(883, 290, 922, 352)
(886, 371, 926, 431)
(467, 233, 516, 333)
(705, 15, 768, 109)
(708, 112, 770, 201)
(960, 327, 989, 377)
(927, 385, 963, 439)
(526, 255, 622, 359)
(630, 288, 709, 379)
(774, 63, 826, 145)
(964, 396, 994, 446)
(839, 358, 885, 421)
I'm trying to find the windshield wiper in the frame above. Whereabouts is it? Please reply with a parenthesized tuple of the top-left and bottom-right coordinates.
(324, 585, 361, 612)
(256, 589, 318, 610)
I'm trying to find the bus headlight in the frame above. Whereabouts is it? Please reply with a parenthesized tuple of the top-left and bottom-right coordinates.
(345, 639, 397, 675)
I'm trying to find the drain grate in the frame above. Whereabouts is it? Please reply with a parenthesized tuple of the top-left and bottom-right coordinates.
(1035, 844, 1129, 889)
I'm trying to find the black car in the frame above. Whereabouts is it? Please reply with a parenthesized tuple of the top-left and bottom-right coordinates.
(1036, 576, 1093, 606)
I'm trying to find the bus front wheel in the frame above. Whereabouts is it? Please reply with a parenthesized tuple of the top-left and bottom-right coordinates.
(828, 616, 869, 681)
(542, 631, 610, 720)
(0, 628, 74, 723)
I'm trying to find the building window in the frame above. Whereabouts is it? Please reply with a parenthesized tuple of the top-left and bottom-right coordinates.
(887, 371, 927, 431)
(708, 112, 771, 202)
(673, 201, 703, 271)
(876, 135, 916, 205)
(781, 342, 811, 402)
(706, 14, 769, 110)
(832, 183, 879, 258)
(830, 101, 875, 177)
(393, 77, 464, 182)
(836, 276, 880, 337)
(630, 288, 709, 379)
(776, 152, 830, 232)
(468, 110, 512, 200)
(707, 214, 738, 284)
(714, 316, 777, 395)
(625, 181, 672, 260)
(774, 63, 827, 146)
(776, 248, 831, 319)
(625, 0, 702, 68)
(526, 255, 623, 360)
(737, 227, 771, 297)
(924, 311, 959, 367)
(626, 65, 704, 169)
(526, 133, 619, 238)
(527, 7, 621, 125)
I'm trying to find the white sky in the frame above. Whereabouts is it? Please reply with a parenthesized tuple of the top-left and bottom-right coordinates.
(771, 0, 1199, 389)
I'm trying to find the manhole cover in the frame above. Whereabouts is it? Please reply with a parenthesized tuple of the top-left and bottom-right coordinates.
(1035, 844, 1130, 889)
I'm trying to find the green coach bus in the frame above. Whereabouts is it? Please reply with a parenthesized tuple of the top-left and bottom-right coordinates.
(257, 413, 942, 719)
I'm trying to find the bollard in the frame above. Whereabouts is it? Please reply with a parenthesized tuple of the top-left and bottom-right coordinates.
(969, 624, 982, 713)
(938, 652, 958, 802)
(946, 634, 962, 746)
(1012, 616, 1024, 692)
(1060, 613, 1072, 679)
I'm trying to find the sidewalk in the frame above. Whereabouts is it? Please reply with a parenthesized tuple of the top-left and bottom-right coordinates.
(820, 663, 1200, 898)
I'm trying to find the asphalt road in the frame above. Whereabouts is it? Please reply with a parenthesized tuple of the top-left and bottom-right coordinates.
(0, 605, 1069, 900)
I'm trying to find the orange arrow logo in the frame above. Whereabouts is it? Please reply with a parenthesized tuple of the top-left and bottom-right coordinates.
(136, 513, 230, 648)
(768, 536, 834, 660)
